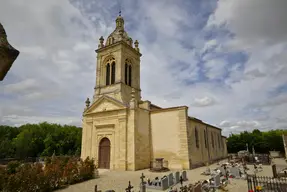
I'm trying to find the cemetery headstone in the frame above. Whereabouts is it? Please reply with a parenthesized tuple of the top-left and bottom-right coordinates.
(219, 166, 226, 176)
(161, 176, 169, 190)
(210, 174, 221, 188)
(230, 167, 241, 178)
(174, 171, 180, 184)
(168, 173, 174, 186)
(272, 164, 278, 178)
(145, 176, 169, 190)
(181, 170, 188, 181)
(193, 182, 202, 192)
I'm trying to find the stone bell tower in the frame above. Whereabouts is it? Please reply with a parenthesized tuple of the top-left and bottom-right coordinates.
(93, 13, 142, 105)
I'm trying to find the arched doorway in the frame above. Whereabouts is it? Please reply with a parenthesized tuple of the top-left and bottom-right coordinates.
(98, 137, 110, 169)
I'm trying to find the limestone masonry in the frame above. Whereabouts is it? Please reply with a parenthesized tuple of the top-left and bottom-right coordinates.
(81, 14, 228, 171)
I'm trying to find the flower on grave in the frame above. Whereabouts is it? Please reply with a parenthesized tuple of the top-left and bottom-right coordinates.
(256, 185, 263, 191)
(248, 190, 254, 192)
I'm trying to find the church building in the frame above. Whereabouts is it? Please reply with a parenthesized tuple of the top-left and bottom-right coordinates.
(81, 14, 228, 171)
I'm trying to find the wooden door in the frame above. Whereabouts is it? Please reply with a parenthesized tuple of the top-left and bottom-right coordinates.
(98, 137, 110, 169)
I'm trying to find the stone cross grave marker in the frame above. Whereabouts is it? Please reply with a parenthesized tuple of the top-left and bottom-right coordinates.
(230, 167, 241, 178)
(94, 185, 101, 192)
(174, 171, 180, 184)
(125, 181, 133, 192)
(140, 173, 146, 192)
(168, 173, 174, 186)
(181, 170, 188, 181)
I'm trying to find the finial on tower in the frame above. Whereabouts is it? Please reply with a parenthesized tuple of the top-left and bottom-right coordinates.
(134, 40, 140, 52)
(131, 88, 135, 99)
(116, 10, 124, 29)
(85, 98, 90, 108)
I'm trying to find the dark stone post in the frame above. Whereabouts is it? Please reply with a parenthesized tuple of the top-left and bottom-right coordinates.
(140, 173, 146, 192)
(0, 22, 20, 81)
(272, 164, 277, 178)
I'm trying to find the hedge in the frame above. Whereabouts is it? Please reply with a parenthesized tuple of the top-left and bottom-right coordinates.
(0, 156, 96, 192)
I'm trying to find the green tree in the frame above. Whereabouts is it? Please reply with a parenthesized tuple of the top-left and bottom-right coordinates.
(227, 129, 287, 154)
(0, 122, 82, 159)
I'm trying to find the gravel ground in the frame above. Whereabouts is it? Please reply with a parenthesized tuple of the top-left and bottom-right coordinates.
(58, 159, 286, 192)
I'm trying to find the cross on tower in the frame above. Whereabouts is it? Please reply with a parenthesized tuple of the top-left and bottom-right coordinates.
(119, 10, 121, 16)
(140, 173, 145, 183)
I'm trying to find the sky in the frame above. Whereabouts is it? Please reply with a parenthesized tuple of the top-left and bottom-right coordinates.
(1, 0, 287, 136)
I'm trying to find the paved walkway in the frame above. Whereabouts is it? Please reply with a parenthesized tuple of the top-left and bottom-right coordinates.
(58, 159, 280, 192)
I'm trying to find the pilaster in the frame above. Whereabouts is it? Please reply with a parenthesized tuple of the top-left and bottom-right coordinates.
(178, 107, 190, 169)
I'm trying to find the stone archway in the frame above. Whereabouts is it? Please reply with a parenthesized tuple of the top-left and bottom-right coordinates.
(98, 137, 111, 169)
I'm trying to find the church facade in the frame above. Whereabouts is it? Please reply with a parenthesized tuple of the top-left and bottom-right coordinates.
(81, 14, 228, 171)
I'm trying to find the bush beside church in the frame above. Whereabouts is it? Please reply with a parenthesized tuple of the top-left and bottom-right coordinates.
(0, 156, 96, 192)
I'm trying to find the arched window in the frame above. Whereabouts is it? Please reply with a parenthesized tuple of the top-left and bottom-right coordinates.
(125, 59, 132, 86)
(125, 63, 128, 84)
(204, 130, 207, 148)
(106, 63, 110, 85)
(128, 65, 132, 86)
(195, 127, 199, 148)
(111, 62, 115, 84)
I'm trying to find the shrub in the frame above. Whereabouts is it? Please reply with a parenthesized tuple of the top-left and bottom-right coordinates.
(6, 160, 21, 174)
(79, 157, 96, 181)
(0, 166, 8, 191)
(44, 158, 64, 189)
(63, 157, 79, 184)
(0, 156, 96, 192)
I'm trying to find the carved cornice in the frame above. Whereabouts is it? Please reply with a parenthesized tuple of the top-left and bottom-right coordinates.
(95, 40, 142, 57)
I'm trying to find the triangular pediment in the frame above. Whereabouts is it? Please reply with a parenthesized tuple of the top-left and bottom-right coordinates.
(84, 96, 126, 114)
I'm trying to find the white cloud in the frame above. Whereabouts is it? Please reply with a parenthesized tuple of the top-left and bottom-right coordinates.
(203, 59, 227, 80)
(18, 46, 47, 59)
(1, 115, 80, 127)
(3, 79, 38, 94)
(191, 96, 216, 107)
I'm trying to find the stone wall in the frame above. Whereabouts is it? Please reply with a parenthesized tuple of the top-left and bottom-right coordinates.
(134, 108, 151, 170)
(150, 107, 190, 170)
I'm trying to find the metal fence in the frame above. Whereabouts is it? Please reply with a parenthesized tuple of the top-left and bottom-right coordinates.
(0, 157, 37, 165)
(247, 174, 287, 192)
(245, 154, 271, 165)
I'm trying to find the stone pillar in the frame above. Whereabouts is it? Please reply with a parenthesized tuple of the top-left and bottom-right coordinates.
(154, 158, 164, 169)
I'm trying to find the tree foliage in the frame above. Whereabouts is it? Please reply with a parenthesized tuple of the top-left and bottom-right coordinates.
(227, 129, 287, 153)
(0, 122, 82, 159)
